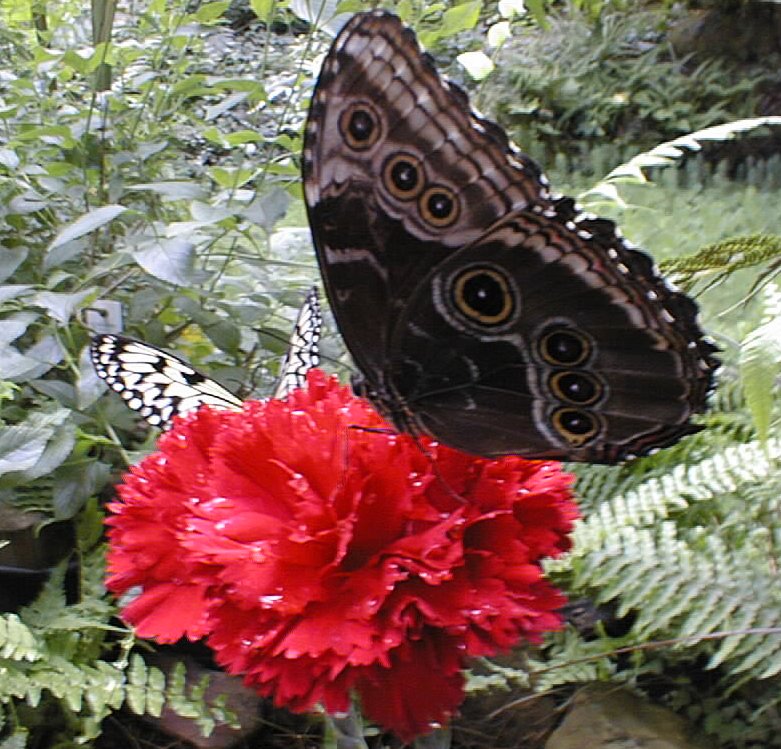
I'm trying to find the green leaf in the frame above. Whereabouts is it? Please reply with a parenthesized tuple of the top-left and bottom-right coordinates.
(16, 125, 76, 147)
(20, 422, 76, 480)
(0, 424, 51, 475)
(250, 0, 275, 22)
(52, 460, 111, 519)
(47, 205, 127, 252)
(524, 0, 548, 28)
(31, 380, 77, 409)
(394, 0, 414, 21)
(0, 250, 27, 283)
(419, 0, 482, 45)
(0, 313, 36, 344)
(62, 50, 94, 75)
(76, 345, 104, 410)
(192, 1, 230, 23)
(241, 188, 290, 231)
(128, 181, 207, 200)
(33, 290, 93, 323)
(0, 350, 48, 381)
(440, 0, 482, 34)
(224, 130, 265, 146)
(208, 166, 256, 188)
(739, 285, 781, 443)
(205, 91, 250, 121)
(0, 147, 19, 169)
(132, 238, 207, 286)
(204, 319, 241, 354)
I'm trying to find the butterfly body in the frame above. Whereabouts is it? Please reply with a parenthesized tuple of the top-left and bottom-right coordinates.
(304, 12, 718, 462)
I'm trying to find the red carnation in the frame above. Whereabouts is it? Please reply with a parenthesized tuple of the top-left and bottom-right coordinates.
(106, 369, 578, 741)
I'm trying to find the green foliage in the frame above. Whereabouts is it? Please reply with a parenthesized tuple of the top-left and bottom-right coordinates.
(487, 8, 767, 164)
(0, 549, 232, 744)
(2, 0, 781, 746)
(739, 284, 781, 442)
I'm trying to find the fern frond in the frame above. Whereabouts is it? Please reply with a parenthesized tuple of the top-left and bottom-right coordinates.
(660, 234, 781, 284)
(549, 432, 781, 696)
(739, 284, 781, 442)
(0, 615, 42, 662)
(583, 116, 781, 202)
(559, 436, 781, 541)
(527, 630, 619, 694)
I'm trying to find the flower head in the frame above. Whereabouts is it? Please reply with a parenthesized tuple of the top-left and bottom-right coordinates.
(107, 369, 578, 741)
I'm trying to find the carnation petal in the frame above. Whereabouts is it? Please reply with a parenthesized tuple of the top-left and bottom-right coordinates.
(121, 582, 213, 642)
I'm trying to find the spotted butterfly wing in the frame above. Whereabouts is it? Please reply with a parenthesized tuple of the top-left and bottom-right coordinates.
(90, 335, 243, 428)
(302, 12, 718, 463)
(91, 288, 321, 428)
(273, 286, 322, 399)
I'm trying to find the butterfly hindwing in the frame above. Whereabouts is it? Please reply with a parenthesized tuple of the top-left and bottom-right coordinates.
(273, 287, 322, 399)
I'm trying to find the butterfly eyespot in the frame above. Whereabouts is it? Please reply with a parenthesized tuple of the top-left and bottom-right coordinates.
(549, 371, 602, 406)
(551, 407, 601, 447)
(339, 103, 381, 150)
(383, 154, 423, 199)
(538, 327, 592, 367)
(420, 186, 459, 227)
(452, 266, 515, 326)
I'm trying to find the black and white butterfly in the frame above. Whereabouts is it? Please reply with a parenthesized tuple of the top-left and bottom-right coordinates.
(90, 287, 321, 429)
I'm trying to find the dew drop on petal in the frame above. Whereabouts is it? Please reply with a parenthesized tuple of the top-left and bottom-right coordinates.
(259, 594, 283, 606)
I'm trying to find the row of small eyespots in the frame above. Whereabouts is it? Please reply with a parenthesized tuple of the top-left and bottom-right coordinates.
(537, 327, 605, 447)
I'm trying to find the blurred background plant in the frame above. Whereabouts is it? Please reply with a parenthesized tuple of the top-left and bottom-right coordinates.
(0, 0, 780, 746)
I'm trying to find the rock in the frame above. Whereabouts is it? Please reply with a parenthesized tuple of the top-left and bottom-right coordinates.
(0, 504, 77, 611)
(669, 4, 781, 63)
(545, 683, 710, 749)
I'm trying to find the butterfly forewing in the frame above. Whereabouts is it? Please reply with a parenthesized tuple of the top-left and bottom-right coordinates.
(90, 336, 243, 428)
(91, 287, 322, 429)
(303, 11, 719, 463)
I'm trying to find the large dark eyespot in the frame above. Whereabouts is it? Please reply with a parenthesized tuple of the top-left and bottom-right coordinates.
(452, 266, 515, 326)
(551, 407, 600, 447)
(419, 185, 459, 227)
(383, 153, 422, 200)
(538, 327, 591, 367)
(339, 103, 381, 150)
(549, 371, 602, 406)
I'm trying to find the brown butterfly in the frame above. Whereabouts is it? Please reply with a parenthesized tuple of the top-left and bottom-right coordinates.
(302, 11, 718, 463)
